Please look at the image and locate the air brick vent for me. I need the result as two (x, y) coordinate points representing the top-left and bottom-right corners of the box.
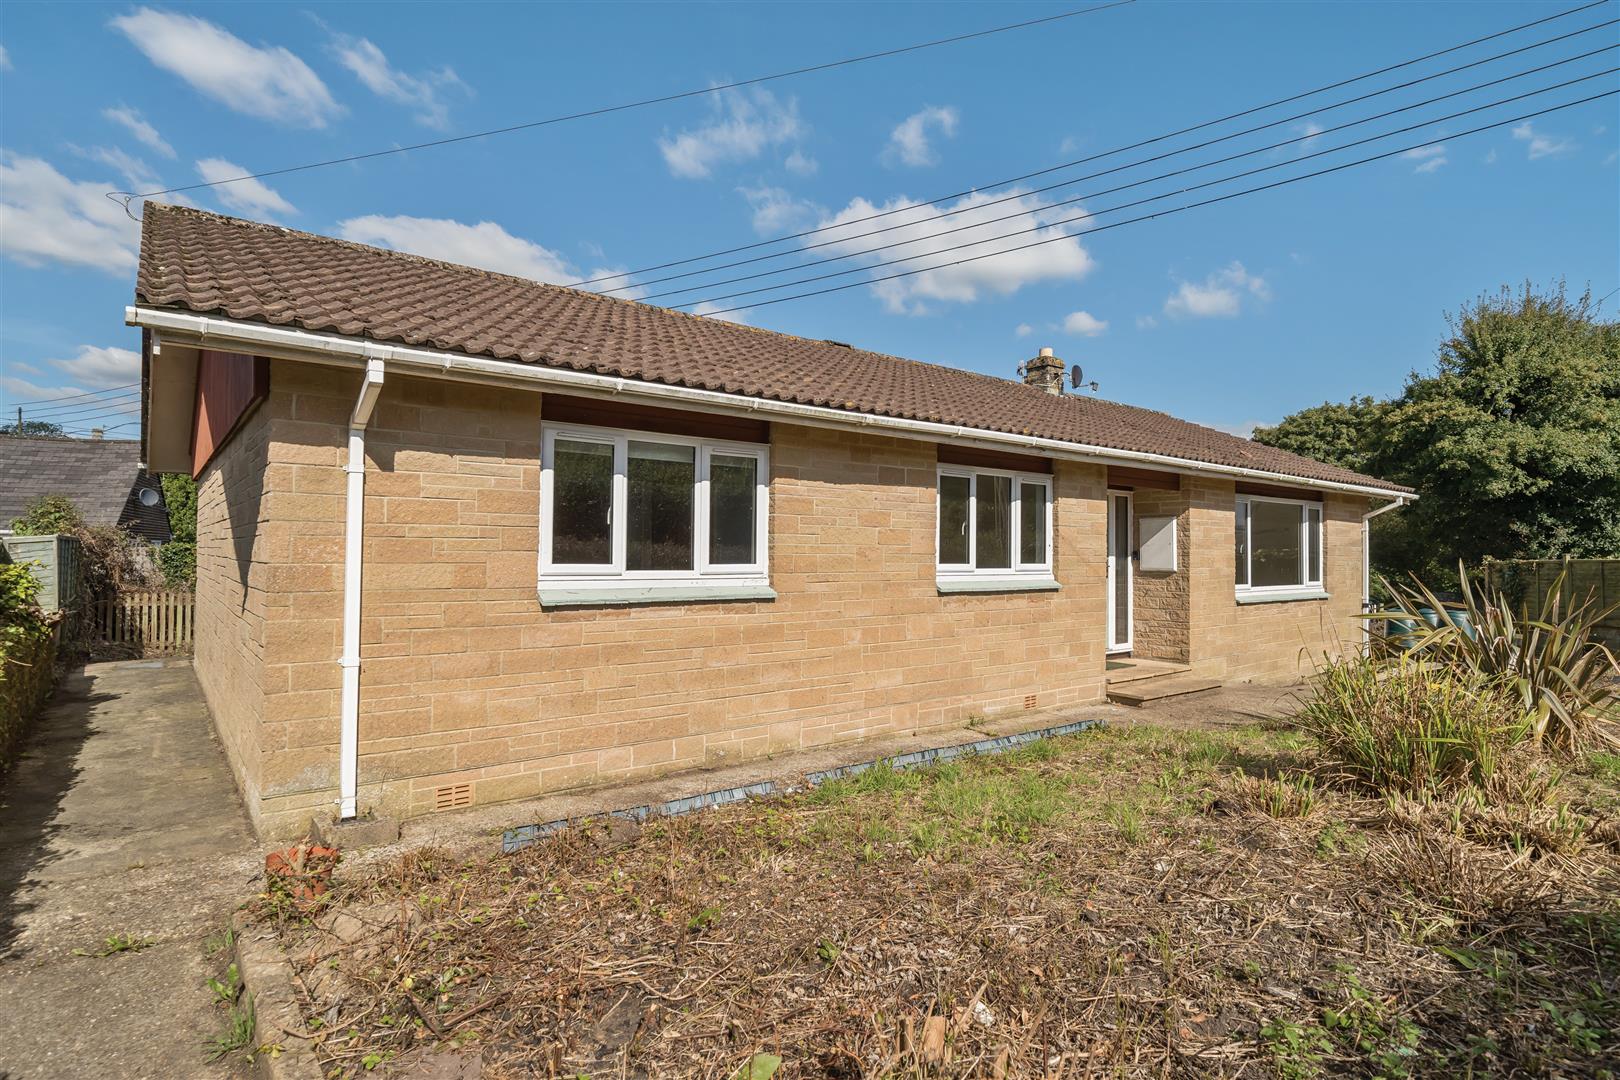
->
(434, 783), (473, 811)
(1024, 694), (1038, 711)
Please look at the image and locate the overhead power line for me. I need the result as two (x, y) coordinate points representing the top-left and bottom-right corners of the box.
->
(641, 45), (1618, 304)
(10, 393), (141, 419)
(108, 0), (1136, 208)
(694, 90), (1617, 317)
(675, 71), (1618, 310)
(0, 382), (139, 407)
(572, 0), (1611, 288)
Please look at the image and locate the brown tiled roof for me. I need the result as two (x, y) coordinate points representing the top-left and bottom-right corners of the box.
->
(135, 204), (1406, 493)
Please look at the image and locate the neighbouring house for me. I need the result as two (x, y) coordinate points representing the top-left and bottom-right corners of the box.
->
(129, 205), (1412, 837)
(0, 435), (171, 543)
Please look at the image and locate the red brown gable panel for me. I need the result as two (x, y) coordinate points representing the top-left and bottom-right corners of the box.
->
(191, 350), (268, 478)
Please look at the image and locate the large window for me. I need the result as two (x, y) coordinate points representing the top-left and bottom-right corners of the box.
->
(542, 424), (769, 599)
(1235, 494), (1323, 595)
(937, 466), (1053, 583)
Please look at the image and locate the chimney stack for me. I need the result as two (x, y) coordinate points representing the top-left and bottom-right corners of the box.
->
(90, 427), (104, 440)
(1021, 347), (1066, 395)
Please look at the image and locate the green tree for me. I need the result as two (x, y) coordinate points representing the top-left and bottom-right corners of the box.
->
(1252, 396), (1387, 476)
(155, 473), (198, 587)
(0, 419), (66, 438)
(1259, 282), (1620, 587)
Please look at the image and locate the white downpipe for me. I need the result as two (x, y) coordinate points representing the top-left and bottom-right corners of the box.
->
(128, 307), (1417, 502)
(1361, 495), (1409, 645)
(338, 358), (386, 820)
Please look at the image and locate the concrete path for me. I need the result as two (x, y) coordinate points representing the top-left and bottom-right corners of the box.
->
(0, 660), (259, 1080)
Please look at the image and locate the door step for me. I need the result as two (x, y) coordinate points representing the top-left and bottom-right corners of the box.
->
(1106, 675), (1223, 707)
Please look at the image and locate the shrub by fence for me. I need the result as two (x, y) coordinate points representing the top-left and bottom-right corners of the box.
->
(1, 563), (59, 774)
(1481, 558), (1620, 650)
(93, 590), (195, 657)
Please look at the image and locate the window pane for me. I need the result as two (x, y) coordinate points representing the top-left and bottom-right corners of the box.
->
(627, 441), (694, 571)
(1112, 494), (1131, 633)
(1250, 501), (1303, 587)
(1019, 482), (1047, 565)
(976, 474), (1012, 569)
(553, 439), (613, 564)
(1234, 500), (1249, 586)
(709, 454), (757, 565)
(939, 474), (970, 565)
(1307, 506), (1322, 583)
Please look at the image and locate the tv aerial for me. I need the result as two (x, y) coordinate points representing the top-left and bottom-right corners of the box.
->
(1070, 367), (1099, 393)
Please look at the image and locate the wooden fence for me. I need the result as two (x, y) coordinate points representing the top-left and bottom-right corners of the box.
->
(1480, 558), (1620, 650)
(93, 590), (195, 656)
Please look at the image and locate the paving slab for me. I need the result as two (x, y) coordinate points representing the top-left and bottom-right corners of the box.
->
(0, 659), (258, 1080)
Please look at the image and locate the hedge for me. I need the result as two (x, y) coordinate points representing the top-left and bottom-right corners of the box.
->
(1, 563), (59, 774)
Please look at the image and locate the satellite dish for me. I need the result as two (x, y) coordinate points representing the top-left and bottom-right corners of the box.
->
(1070, 367), (1100, 393)
(138, 487), (160, 507)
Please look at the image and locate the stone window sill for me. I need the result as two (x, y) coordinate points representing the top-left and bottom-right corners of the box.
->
(1235, 588), (1330, 605)
(538, 580), (776, 608)
(937, 577), (1061, 595)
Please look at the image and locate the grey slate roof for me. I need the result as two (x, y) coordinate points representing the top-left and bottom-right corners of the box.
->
(0, 437), (172, 543)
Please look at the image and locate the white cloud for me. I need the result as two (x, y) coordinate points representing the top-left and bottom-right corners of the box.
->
(691, 301), (750, 324)
(195, 158), (296, 219)
(1015, 323), (1034, 338)
(109, 8), (339, 128)
(103, 105), (175, 158)
(658, 88), (803, 179)
(884, 105), (959, 167)
(1291, 121), (1324, 151)
(47, 344), (141, 387)
(336, 214), (630, 294)
(0, 153), (139, 273)
(784, 149), (818, 176)
(1163, 261), (1270, 319)
(1511, 121), (1575, 160)
(1201, 419), (1263, 438)
(738, 185), (822, 235)
(0, 45), (10, 71)
(810, 188), (1095, 315)
(1484, 148), (1498, 165)
(1061, 310), (1108, 337)
(333, 35), (465, 130)
(1136, 314), (1158, 330)
(72, 145), (160, 191)
(1401, 143), (1447, 174)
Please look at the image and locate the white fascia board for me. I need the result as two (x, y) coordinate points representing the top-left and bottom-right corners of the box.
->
(127, 306), (1416, 501)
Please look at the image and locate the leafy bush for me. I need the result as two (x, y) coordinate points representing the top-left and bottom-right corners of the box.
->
(1, 562), (57, 774)
(9, 494), (83, 536)
(156, 541), (196, 588)
(1298, 654), (1531, 796)
(1374, 564), (1619, 752)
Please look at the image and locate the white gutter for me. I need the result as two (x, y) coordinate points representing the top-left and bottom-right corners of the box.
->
(338, 358), (386, 820)
(127, 306), (1415, 501)
(1360, 495), (1410, 644)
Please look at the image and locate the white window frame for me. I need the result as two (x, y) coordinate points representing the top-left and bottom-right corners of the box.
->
(1234, 493), (1324, 597)
(540, 423), (770, 599)
(935, 465), (1054, 585)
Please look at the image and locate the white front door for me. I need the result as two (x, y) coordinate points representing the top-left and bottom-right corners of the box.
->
(1106, 491), (1133, 653)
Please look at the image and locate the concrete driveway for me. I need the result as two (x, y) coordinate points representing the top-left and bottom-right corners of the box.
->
(0, 659), (259, 1079)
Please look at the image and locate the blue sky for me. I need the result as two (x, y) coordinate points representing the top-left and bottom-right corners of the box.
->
(2, 1), (1616, 441)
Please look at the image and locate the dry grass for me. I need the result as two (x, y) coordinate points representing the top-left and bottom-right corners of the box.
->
(268, 724), (1620, 1078)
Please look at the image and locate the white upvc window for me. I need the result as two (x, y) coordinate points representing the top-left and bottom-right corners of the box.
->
(936, 465), (1054, 587)
(540, 423), (770, 603)
(1234, 494), (1324, 597)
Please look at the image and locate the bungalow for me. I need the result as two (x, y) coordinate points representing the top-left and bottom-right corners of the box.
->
(129, 205), (1411, 837)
